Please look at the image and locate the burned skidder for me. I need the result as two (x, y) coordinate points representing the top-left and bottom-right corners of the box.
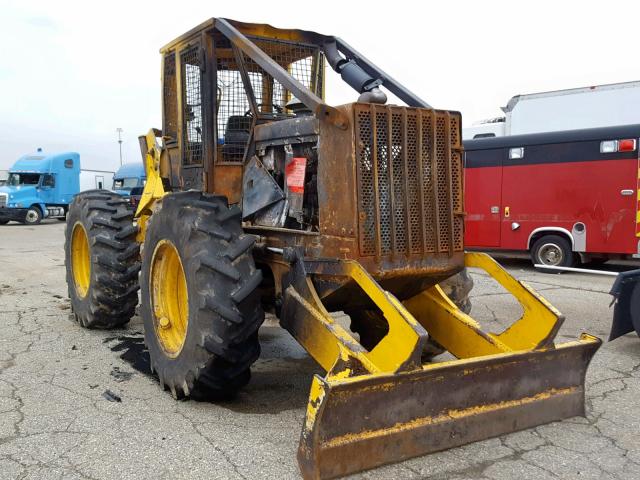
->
(64, 17), (601, 479)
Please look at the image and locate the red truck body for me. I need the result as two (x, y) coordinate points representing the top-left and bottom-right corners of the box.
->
(464, 124), (640, 265)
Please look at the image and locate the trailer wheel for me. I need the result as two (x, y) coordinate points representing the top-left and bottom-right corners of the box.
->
(531, 234), (575, 271)
(64, 190), (140, 328)
(140, 192), (265, 399)
(23, 206), (42, 225)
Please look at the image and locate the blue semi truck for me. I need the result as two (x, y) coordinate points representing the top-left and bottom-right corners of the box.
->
(112, 163), (146, 197)
(0, 150), (113, 225)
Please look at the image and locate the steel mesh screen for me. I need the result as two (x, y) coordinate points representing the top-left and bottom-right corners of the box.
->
(242, 36), (323, 113)
(163, 52), (178, 140)
(181, 46), (203, 165)
(355, 105), (463, 257)
(216, 52), (253, 162)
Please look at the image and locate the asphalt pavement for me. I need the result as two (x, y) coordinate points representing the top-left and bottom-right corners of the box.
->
(0, 221), (639, 479)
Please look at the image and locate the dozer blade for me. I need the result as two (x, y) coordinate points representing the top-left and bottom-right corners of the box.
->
(609, 268), (640, 340)
(298, 336), (599, 479)
(279, 251), (601, 479)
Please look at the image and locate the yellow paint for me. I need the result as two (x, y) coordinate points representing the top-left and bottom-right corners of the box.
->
(405, 252), (564, 358)
(135, 129), (168, 241)
(305, 376), (326, 431)
(70, 222), (91, 298)
(149, 239), (189, 358)
(346, 262), (424, 372)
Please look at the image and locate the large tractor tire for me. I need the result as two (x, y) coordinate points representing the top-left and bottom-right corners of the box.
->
(347, 269), (474, 360)
(139, 192), (265, 399)
(64, 190), (140, 328)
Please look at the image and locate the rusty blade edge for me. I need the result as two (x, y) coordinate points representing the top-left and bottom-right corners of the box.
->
(297, 336), (600, 479)
(322, 385), (577, 449)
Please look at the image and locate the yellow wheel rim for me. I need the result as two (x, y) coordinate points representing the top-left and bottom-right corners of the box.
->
(71, 222), (91, 298)
(150, 239), (189, 358)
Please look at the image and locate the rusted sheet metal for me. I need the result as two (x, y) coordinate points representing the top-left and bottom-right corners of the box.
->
(298, 335), (601, 479)
(212, 164), (242, 204)
(353, 104), (464, 259)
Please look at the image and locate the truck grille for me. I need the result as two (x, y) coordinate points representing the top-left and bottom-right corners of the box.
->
(354, 104), (464, 257)
(0, 193), (7, 208)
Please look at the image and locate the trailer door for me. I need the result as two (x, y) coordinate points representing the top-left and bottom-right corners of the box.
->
(464, 148), (503, 247)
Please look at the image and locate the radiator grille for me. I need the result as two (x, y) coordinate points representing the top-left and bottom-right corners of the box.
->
(355, 104), (464, 257)
(0, 193), (6, 208)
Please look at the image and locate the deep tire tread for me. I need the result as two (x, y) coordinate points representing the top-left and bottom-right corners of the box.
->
(140, 192), (264, 399)
(64, 190), (140, 329)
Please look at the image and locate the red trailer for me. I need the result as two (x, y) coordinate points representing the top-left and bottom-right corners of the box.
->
(464, 124), (640, 267)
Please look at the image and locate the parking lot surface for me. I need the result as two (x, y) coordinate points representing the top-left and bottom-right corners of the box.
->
(1, 221), (639, 479)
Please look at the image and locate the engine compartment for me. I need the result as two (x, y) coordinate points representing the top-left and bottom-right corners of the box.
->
(241, 114), (319, 232)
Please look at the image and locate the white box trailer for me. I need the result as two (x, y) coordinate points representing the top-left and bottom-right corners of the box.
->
(80, 170), (114, 192)
(464, 80), (640, 139)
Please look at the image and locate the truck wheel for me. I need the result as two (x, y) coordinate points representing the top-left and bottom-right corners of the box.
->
(531, 234), (575, 271)
(64, 190), (140, 328)
(24, 206), (42, 225)
(140, 192), (264, 399)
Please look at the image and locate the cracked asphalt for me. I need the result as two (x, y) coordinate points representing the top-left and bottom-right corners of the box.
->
(1, 221), (639, 479)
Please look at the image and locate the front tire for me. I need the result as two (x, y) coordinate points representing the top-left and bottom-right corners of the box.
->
(140, 192), (265, 399)
(64, 190), (140, 328)
(24, 206), (42, 225)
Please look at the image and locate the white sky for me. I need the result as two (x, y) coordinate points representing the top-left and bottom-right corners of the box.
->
(1, 0), (638, 171)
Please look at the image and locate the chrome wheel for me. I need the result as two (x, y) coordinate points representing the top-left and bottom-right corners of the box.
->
(537, 243), (564, 266)
(25, 208), (41, 224)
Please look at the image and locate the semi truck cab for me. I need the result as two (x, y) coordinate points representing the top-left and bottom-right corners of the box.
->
(0, 151), (80, 224)
(112, 163), (145, 197)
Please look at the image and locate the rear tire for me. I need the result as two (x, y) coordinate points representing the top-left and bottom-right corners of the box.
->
(140, 192), (265, 399)
(531, 234), (575, 271)
(64, 190), (140, 328)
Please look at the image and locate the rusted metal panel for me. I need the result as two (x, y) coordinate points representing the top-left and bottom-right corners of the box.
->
(353, 104), (464, 259)
(212, 164), (242, 204)
(298, 336), (600, 479)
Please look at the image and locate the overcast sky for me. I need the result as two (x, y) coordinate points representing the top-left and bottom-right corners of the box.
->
(1, 0), (638, 171)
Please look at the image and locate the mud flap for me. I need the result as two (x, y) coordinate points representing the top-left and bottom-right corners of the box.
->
(298, 335), (600, 480)
(609, 269), (640, 340)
